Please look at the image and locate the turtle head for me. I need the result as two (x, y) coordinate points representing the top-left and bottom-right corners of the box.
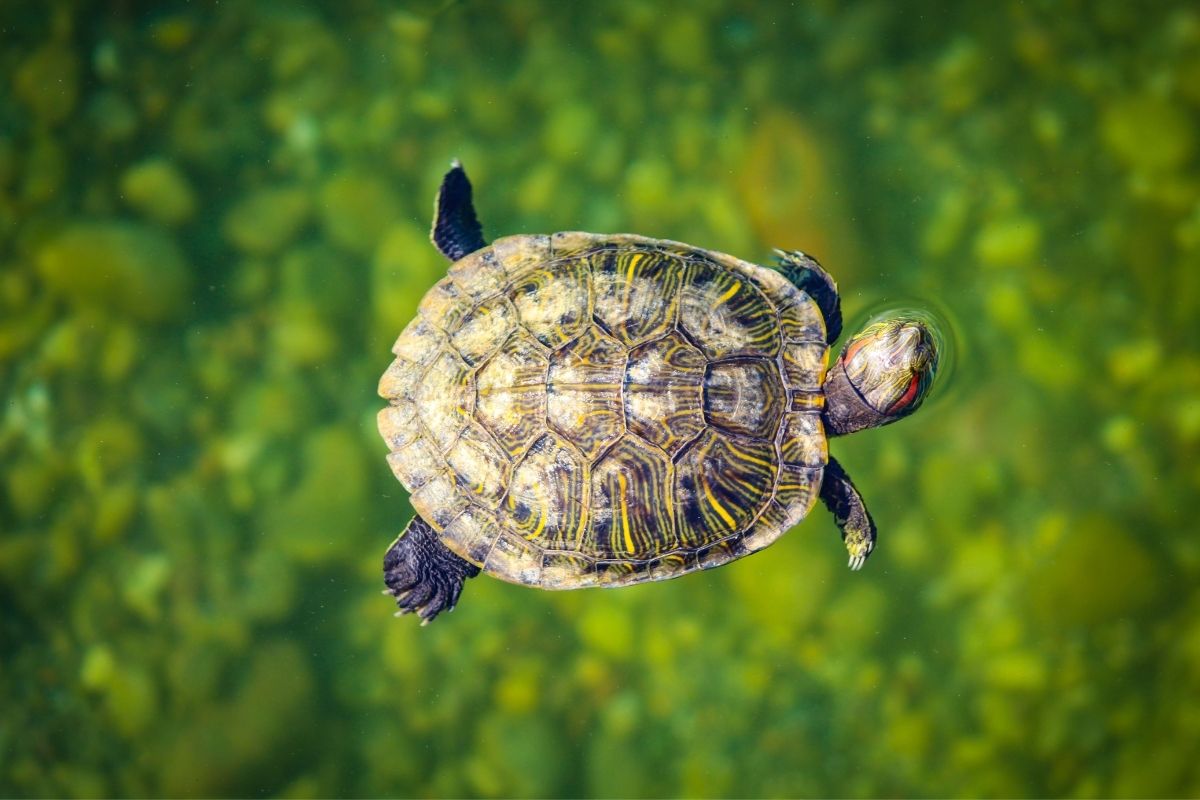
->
(822, 317), (939, 436)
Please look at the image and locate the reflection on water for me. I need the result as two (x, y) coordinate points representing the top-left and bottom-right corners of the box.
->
(1, 2), (1198, 797)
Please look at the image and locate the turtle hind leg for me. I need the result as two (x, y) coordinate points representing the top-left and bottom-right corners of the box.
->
(384, 515), (480, 624)
(774, 249), (843, 344)
(430, 159), (487, 262)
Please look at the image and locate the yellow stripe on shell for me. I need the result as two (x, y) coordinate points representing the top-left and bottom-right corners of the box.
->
(714, 279), (743, 307)
(703, 477), (738, 530)
(617, 472), (634, 554)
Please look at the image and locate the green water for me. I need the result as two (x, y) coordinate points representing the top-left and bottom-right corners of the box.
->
(2, 2), (1199, 797)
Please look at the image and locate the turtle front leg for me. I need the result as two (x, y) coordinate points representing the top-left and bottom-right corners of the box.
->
(384, 515), (480, 624)
(819, 456), (877, 571)
(774, 250), (843, 344)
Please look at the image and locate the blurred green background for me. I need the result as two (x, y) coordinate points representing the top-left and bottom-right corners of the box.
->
(2, 1), (1199, 797)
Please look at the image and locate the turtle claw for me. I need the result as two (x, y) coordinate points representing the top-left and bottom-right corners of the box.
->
(846, 538), (874, 571)
(844, 534), (873, 571)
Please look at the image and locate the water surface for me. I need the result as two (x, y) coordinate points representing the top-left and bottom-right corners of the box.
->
(2, 2), (1198, 797)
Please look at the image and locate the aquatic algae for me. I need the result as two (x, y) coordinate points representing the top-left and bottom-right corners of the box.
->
(922, 186), (972, 257)
(544, 103), (599, 163)
(76, 417), (144, 491)
(622, 158), (673, 221)
(1027, 519), (1161, 626)
(656, 14), (709, 72)
(93, 481), (138, 543)
(156, 641), (315, 796)
(974, 215), (1043, 268)
(14, 43), (79, 125)
(279, 244), (360, 321)
(21, 135), (67, 204)
(99, 323), (140, 383)
(240, 549), (296, 623)
(223, 186), (311, 255)
(578, 603), (635, 660)
(87, 91), (139, 143)
(119, 159), (197, 227)
(270, 302), (336, 367)
(80, 644), (117, 691)
(726, 533), (833, 641)
(121, 553), (171, 621)
(37, 222), (192, 322)
(319, 171), (403, 255)
(983, 650), (1048, 692)
(1103, 94), (1194, 172)
(4, 455), (59, 522)
(105, 663), (160, 738)
(263, 427), (369, 563)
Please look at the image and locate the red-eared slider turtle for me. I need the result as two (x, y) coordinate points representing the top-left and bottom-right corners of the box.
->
(378, 162), (939, 623)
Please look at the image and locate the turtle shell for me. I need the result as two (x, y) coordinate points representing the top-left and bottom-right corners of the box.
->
(377, 232), (830, 589)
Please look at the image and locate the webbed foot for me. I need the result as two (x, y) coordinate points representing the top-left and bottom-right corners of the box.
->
(384, 515), (480, 624)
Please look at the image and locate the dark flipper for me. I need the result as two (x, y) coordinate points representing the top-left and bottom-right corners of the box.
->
(775, 250), (842, 344)
(430, 160), (487, 262)
(819, 456), (877, 570)
(384, 515), (480, 624)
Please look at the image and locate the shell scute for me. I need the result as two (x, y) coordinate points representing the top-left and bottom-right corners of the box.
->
(781, 341), (828, 392)
(415, 350), (474, 452)
(549, 231), (602, 258)
(441, 505), (497, 565)
(587, 437), (677, 559)
(417, 279), (470, 333)
(702, 358), (786, 439)
(591, 248), (684, 345)
(547, 325), (625, 461)
(450, 294), (517, 366)
(679, 262), (781, 360)
(386, 435), (443, 492)
(444, 423), (510, 509)
(485, 531), (544, 585)
(510, 255), (591, 349)
(391, 317), (442, 365)
(779, 411), (828, 467)
(542, 550), (598, 588)
(448, 248), (507, 301)
(746, 464), (823, 551)
(491, 234), (551, 283)
(501, 432), (587, 550)
(476, 331), (548, 457)
(623, 332), (706, 456)
(410, 469), (468, 531)
(672, 428), (776, 549)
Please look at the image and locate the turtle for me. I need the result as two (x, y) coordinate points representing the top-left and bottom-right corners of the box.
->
(378, 161), (939, 623)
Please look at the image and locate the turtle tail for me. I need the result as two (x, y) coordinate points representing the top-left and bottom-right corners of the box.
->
(384, 515), (480, 624)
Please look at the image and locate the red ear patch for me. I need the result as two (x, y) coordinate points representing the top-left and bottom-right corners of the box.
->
(886, 373), (921, 415)
(841, 335), (869, 365)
